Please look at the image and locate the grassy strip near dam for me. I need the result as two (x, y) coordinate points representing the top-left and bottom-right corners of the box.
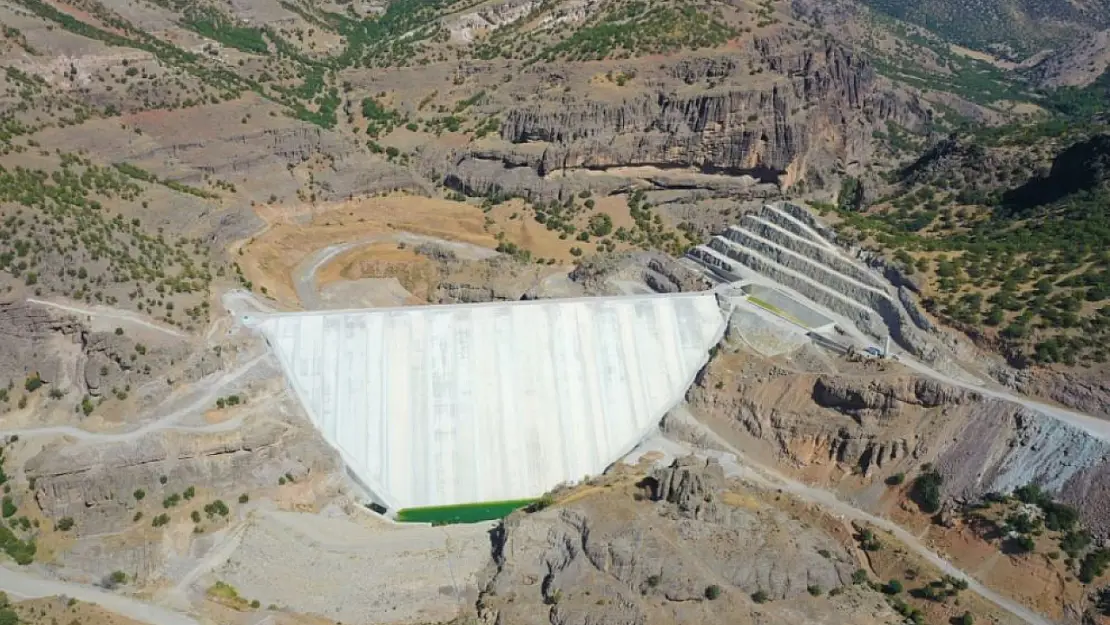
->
(396, 499), (537, 524)
(747, 295), (809, 328)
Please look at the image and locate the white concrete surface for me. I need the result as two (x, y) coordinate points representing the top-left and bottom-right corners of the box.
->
(255, 293), (728, 510)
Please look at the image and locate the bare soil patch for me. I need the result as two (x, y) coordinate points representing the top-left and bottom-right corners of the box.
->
(236, 194), (495, 307)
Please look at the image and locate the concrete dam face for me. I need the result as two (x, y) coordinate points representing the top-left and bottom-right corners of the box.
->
(253, 293), (728, 513)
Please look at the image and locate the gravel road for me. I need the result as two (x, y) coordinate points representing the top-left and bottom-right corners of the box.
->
(0, 566), (199, 625)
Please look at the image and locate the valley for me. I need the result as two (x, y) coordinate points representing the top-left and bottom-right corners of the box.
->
(0, 0), (1107, 624)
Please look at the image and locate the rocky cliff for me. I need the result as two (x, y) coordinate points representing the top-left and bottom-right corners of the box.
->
(443, 36), (931, 200)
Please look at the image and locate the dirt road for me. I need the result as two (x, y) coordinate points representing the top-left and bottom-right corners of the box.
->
(0, 565), (199, 625)
(0, 354), (270, 441)
(26, 298), (186, 338)
(656, 406), (1055, 625)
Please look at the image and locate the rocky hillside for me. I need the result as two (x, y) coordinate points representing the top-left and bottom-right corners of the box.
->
(688, 344), (1110, 544)
(858, 0), (1110, 61)
(477, 456), (1012, 625)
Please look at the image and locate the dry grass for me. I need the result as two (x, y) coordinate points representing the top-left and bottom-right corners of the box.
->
(14, 597), (145, 625)
(235, 194), (496, 307)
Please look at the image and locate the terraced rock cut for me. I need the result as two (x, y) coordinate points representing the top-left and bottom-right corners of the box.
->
(688, 202), (936, 358)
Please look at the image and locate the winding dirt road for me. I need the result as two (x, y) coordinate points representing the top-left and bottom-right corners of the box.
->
(661, 406), (1055, 625)
(0, 354), (270, 442)
(0, 566), (199, 625)
(26, 298), (186, 338)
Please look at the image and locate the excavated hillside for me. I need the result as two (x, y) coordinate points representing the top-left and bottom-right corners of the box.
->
(688, 345), (1110, 538)
(688, 202), (937, 359)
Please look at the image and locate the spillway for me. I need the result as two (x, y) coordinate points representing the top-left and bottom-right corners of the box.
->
(252, 293), (728, 512)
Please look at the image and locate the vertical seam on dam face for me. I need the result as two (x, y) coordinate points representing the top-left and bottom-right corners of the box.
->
(256, 292), (729, 511)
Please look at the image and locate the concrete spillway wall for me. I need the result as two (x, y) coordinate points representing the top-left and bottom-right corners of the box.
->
(255, 292), (729, 512)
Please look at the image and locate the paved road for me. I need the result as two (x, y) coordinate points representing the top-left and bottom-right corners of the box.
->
(0, 566), (199, 625)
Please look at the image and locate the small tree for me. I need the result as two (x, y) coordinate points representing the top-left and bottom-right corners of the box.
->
(109, 571), (127, 587)
(959, 612), (974, 625)
(911, 467), (944, 513)
(133, 489), (145, 501)
(882, 579), (903, 595)
(705, 584), (721, 600)
(751, 590), (769, 604)
(807, 584), (822, 596)
(55, 517), (74, 531)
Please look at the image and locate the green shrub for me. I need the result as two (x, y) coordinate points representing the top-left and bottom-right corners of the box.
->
(55, 517), (74, 531)
(1080, 548), (1110, 583)
(1010, 535), (1035, 554)
(0, 498), (15, 519)
(886, 472), (905, 486)
(882, 579), (903, 595)
(529, 494), (555, 512)
(911, 468), (944, 513)
(704, 584), (721, 600)
(751, 590), (769, 603)
(807, 584), (822, 596)
(0, 523), (35, 565)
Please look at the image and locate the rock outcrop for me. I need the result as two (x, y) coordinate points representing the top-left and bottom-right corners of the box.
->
(0, 301), (188, 413)
(568, 251), (711, 295)
(27, 420), (337, 536)
(442, 37), (931, 200)
(478, 459), (868, 625)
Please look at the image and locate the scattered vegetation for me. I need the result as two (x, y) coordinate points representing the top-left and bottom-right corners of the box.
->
(532, 3), (735, 63)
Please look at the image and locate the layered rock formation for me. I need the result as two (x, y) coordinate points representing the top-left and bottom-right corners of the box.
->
(442, 35), (931, 200)
(27, 420), (336, 536)
(0, 301), (188, 410)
